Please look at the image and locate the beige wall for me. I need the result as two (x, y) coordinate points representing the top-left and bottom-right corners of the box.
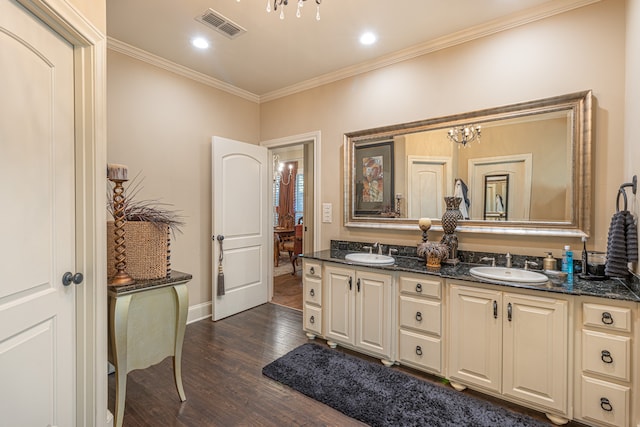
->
(626, 0), (640, 273)
(261, 0), (626, 257)
(107, 50), (260, 308)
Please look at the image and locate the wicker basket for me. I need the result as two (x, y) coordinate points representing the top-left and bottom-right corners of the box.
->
(107, 221), (171, 280)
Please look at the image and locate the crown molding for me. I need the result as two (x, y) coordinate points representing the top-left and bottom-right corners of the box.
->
(107, 37), (260, 103)
(259, 0), (600, 103)
(108, 0), (599, 105)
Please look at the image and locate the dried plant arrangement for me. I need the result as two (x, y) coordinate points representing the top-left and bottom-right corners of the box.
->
(107, 173), (185, 237)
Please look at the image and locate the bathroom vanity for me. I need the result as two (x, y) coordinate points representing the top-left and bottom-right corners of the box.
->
(301, 251), (640, 427)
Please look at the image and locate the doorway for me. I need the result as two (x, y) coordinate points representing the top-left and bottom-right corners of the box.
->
(262, 131), (321, 311)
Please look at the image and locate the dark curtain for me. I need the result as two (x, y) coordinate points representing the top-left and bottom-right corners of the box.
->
(278, 161), (297, 228)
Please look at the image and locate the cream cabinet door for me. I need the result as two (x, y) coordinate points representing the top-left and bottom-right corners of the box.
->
(503, 293), (568, 413)
(324, 265), (355, 345)
(355, 270), (392, 358)
(449, 284), (503, 393)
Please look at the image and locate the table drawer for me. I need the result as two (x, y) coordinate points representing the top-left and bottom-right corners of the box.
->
(582, 330), (631, 382)
(399, 275), (441, 299)
(303, 260), (322, 279)
(304, 304), (322, 335)
(583, 303), (631, 333)
(398, 329), (441, 374)
(580, 376), (629, 427)
(303, 276), (322, 306)
(399, 295), (441, 336)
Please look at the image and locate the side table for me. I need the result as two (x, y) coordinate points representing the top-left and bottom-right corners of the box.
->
(108, 271), (192, 427)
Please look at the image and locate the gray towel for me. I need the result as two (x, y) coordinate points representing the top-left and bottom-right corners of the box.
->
(605, 210), (638, 277)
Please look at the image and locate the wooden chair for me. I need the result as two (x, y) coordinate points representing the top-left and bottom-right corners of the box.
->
(281, 223), (303, 275)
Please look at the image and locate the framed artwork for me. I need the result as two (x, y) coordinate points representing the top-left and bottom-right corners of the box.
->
(354, 141), (394, 215)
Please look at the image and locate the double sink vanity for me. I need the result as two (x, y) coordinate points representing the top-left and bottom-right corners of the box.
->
(301, 245), (640, 427)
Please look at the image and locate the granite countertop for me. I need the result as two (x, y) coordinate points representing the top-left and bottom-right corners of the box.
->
(302, 250), (640, 303)
(107, 270), (193, 296)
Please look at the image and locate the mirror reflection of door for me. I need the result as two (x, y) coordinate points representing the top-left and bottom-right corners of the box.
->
(484, 174), (509, 221)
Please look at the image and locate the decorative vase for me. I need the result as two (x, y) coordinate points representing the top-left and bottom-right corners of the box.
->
(442, 197), (463, 234)
(441, 196), (463, 264)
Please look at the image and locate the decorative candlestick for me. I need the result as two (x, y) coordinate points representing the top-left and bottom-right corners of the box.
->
(108, 164), (135, 285)
(418, 217), (431, 243)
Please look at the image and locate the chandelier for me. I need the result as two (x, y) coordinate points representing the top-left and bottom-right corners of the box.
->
(273, 155), (293, 185)
(266, 0), (322, 21)
(447, 125), (481, 147)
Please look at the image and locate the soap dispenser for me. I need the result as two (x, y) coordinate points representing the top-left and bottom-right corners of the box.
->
(543, 252), (557, 271)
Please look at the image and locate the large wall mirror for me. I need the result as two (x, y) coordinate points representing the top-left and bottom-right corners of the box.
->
(344, 90), (592, 236)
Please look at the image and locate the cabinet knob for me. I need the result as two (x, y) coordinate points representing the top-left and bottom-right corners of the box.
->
(601, 350), (614, 364)
(310, 288), (315, 297)
(309, 267), (315, 275)
(415, 283), (422, 293)
(600, 397), (613, 412)
(309, 315), (315, 324)
(601, 311), (614, 325)
(415, 312), (422, 322)
(415, 345), (423, 356)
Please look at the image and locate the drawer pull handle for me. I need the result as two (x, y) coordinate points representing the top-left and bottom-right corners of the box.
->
(309, 267), (315, 275)
(310, 288), (315, 297)
(349, 277), (352, 290)
(357, 278), (361, 292)
(416, 283), (422, 293)
(415, 346), (423, 356)
(493, 300), (498, 319)
(601, 350), (614, 364)
(309, 315), (315, 324)
(600, 397), (613, 412)
(507, 302), (513, 322)
(415, 312), (422, 322)
(601, 311), (614, 325)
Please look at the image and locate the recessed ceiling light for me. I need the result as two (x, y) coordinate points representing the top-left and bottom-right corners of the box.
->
(192, 37), (210, 49)
(359, 32), (377, 46)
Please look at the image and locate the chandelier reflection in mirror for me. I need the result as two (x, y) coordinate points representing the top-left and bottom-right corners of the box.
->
(273, 155), (293, 185)
(265, 0), (322, 20)
(447, 124), (481, 147)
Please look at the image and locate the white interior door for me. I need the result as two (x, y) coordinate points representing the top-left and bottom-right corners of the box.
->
(212, 137), (269, 321)
(0, 1), (76, 425)
(407, 156), (452, 218)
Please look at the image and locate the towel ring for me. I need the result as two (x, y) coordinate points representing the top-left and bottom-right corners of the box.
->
(616, 175), (637, 212)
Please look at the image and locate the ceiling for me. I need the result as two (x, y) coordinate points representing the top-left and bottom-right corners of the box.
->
(107, 0), (595, 100)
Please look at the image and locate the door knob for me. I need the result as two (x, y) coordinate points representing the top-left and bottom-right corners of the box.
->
(62, 272), (83, 286)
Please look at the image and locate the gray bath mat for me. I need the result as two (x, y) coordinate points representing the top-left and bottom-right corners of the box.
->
(262, 343), (550, 427)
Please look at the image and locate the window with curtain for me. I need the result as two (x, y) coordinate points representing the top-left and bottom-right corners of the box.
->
(274, 165), (304, 226)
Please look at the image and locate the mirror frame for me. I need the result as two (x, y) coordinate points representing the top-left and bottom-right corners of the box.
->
(344, 90), (592, 237)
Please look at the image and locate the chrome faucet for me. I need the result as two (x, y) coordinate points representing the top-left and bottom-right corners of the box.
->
(362, 246), (372, 254)
(505, 252), (512, 268)
(524, 260), (539, 270)
(388, 248), (399, 256)
(480, 257), (496, 267)
(373, 242), (383, 255)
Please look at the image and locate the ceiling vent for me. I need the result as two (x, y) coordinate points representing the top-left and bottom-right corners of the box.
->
(196, 8), (247, 39)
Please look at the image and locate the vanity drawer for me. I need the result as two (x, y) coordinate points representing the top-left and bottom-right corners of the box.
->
(582, 330), (631, 382)
(399, 275), (441, 299)
(303, 260), (322, 279)
(303, 276), (322, 306)
(583, 303), (631, 333)
(399, 295), (441, 336)
(580, 376), (629, 427)
(398, 329), (441, 374)
(304, 304), (322, 335)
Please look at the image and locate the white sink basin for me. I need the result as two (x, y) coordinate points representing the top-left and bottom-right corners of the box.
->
(344, 253), (395, 266)
(469, 266), (549, 284)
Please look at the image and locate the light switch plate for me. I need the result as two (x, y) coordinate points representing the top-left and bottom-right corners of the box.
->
(322, 203), (332, 223)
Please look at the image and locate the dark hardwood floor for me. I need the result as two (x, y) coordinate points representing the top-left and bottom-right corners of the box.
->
(108, 303), (584, 426)
(272, 270), (303, 311)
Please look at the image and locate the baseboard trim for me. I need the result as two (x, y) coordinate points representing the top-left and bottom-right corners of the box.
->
(187, 301), (212, 324)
